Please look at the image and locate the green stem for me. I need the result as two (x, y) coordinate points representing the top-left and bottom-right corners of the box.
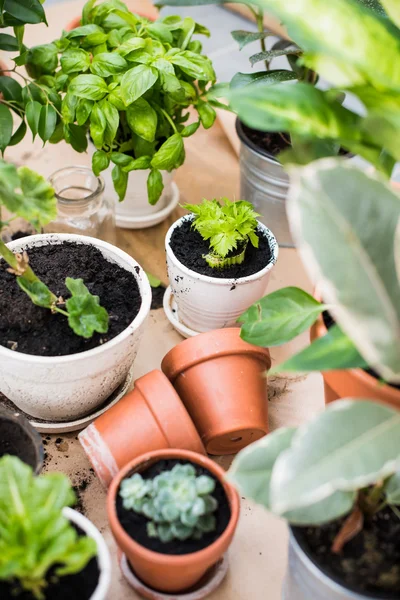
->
(53, 306), (69, 317)
(0, 238), (38, 284)
(2, 69), (63, 119)
(254, 7), (269, 71)
(160, 108), (178, 134)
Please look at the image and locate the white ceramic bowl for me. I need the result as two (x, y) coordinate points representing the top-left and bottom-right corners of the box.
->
(0, 233), (151, 421)
(165, 216), (279, 332)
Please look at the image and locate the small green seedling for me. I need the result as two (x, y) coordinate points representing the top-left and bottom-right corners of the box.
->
(120, 463), (218, 542)
(184, 198), (260, 268)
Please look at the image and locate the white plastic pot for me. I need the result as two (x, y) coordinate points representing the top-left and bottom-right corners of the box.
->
(64, 507), (111, 600)
(0, 233), (152, 421)
(88, 143), (175, 225)
(165, 216), (279, 332)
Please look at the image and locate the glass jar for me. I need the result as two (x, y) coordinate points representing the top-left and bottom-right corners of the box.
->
(45, 166), (116, 244)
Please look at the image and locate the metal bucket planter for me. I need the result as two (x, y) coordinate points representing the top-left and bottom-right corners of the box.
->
(236, 119), (293, 248)
(283, 530), (388, 600)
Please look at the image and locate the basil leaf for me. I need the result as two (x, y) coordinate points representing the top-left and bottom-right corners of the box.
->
(89, 102), (106, 148)
(25, 101), (41, 140)
(181, 121), (200, 137)
(76, 98), (93, 126)
(67, 24), (103, 38)
(91, 52), (127, 77)
(61, 48), (91, 74)
(38, 104), (57, 143)
(0, 104), (13, 152)
(110, 152), (132, 167)
(123, 155), (152, 172)
(120, 64), (158, 106)
(62, 92), (78, 125)
(64, 123), (88, 153)
(92, 149), (110, 176)
(99, 99), (119, 146)
(69, 74), (108, 101)
(147, 23), (173, 44)
(112, 165), (128, 201)
(147, 169), (164, 205)
(26, 43), (58, 78)
(151, 133), (184, 171)
(126, 98), (157, 142)
(197, 101), (216, 129)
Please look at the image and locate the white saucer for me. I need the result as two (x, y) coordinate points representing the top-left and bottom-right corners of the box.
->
(120, 552), (229, 600)
(116, 183), (180, 229)
(163, 286), (199, 339)
(0, 371), (133, 434)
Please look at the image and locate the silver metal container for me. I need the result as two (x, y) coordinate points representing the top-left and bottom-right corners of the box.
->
(236, 119), (293, 248)
(283, 530), (387, 600)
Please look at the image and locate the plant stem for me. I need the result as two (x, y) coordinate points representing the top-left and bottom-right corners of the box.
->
(53, 306), (69, 317)
(0, 238), (38, 284)
(1, 69), (63, 119)
(160, 108), (178, 134)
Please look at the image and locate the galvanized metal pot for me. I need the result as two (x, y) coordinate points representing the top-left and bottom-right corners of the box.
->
(236, 119), (293, 248)
(283, 529), (388, 600)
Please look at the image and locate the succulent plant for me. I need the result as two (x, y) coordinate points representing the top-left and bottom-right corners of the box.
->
(119, 463), (218, 542)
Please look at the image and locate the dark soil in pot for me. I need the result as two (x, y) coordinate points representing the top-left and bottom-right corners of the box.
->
(0, 420), (41, 470)
(116, 458), (231, 555)
(323, 311), (400, 391)
(0, 241), (141, 357)
(170, 219), (272, 279)
(293, 505), (400, 598)
(240, 123), (290, 157)
(0, 524), (100, 600)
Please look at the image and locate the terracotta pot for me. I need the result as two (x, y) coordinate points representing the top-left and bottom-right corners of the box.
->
(79, 370), (205, 487)
(311, 313), (400, 409)
(161, 328), (271, 455)
(107, 449), (240, 593)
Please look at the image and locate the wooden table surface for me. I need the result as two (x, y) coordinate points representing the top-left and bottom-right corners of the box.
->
(2, 2), (324, 598)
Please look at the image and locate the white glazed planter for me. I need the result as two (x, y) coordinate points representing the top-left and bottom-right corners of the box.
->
(165, 216), (279, 332)
(0, 233), (152, 421)
(87, 143), (175, 225)
(64, 507), (111, 600)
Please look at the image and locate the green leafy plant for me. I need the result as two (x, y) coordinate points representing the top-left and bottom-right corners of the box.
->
(0, 455), (97, 599)
(120, 463), (218, 542)
(229, 399), (400, 555)
(184, 198), (260, 268)
(2, 0), (217, 205)
(239, 161), (400, 383)
(0, 160), (109, 339)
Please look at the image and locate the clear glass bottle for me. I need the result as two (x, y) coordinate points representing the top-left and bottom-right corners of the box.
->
(46, 166), (116, 244)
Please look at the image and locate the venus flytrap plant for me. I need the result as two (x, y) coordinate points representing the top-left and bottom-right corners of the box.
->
(184, 198), (260, 268)
(0, 455), (97, 600)
(120, 463), (218, 543)
(0, 160), (109, 339)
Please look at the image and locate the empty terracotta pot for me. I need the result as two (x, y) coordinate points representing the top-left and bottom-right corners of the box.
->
(161, 328), (271, 455)
(79, 370), (205, 487)
(107, 449), (240, 593)
(311, 315), (400, 409)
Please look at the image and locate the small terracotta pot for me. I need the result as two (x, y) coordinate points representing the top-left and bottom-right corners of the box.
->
(79, 370), (205, 487)
(107, 449), (240, 593)
(311, 312), (400, 409)
(161, 328), (271, 455)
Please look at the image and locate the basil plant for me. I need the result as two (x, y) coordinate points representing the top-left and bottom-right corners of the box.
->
(229, 399), (400, 551)
(14, 0), (217, 205)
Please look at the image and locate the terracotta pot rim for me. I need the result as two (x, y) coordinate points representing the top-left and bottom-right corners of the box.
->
(311, 311), (400, 401)
(107, 449), (240, 565)
(162, 328), (271, 384)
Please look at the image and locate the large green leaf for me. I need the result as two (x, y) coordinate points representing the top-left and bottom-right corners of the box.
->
(380, 0), (400, 24)
(120, 65), (158, 106)
(65, 278), (109, 339)
(272, 325), (368, 374)
(287, 159), (400, 383)
(69, 74), (108, 101)
(126, 98), (157, 142)
(270, 400), (400, 515)
(4, 0), (46, 24)
(231, 30), (271, 50)
(240, 287), (327, 347)
(230, 70), (297, 89)
(251, 0), (400, 91)
(228, 82), (362, 142)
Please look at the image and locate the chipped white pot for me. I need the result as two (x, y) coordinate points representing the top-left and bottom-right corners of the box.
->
(165, 216), (279, 333)
(64, 507), (112, 600)
(0, 233), (151, 421)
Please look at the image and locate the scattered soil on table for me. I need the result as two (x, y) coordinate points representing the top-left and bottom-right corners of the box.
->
(170, 219), (272, 279)
(116, 458), (231, 555)
(0, 524), (100, 600)
(294, 506), (400, 598)
(0, 420), (37, 468)
(241, 124), (291, 157)
(0, 241), (141, 357)
(322, 311), (400, 391)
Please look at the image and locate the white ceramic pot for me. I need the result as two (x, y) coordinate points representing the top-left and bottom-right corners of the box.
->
(165, 216), (279, 332)
(87, 143), (175, 226)
(64, 507), (111, 600)
(0, 233), (152, 421)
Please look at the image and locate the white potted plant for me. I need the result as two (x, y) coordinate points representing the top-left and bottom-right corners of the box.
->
(0, 160), (151, 421)
(165, 198), (278, 333)
(229, 398), (400, 600)
(0, 455), (111, 600)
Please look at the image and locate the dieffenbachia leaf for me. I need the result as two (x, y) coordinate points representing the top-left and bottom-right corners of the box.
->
(287, 159), (400, 383)
(270, 400), (400, 515)
(231, 30), (271, 50)
(230, 70), (297, 89)
(386, 471), (400, 504)
(240, 287), (328, 347)
(0, 456), (97, 598)
(65, 277), (109, 338)
(250, 45), (301, 66)
(380, 0), (400, 25)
